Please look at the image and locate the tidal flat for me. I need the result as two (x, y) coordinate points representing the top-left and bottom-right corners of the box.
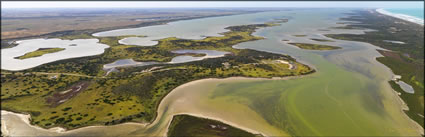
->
(1, 9), (424, 137)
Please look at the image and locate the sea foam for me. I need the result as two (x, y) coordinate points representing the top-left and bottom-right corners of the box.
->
(376, 8), (424, 26)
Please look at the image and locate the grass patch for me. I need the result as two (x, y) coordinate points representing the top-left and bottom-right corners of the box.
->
(15, 48), (65, 59)
(288, 43), (341, 50)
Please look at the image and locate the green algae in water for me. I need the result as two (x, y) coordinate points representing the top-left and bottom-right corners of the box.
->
(210, 55), (415, 136)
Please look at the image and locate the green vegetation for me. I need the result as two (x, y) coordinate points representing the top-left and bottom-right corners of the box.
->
(288, 43), (341, 50)
(168, 114), (262, 137)
(326, 10), (424, 128)
(1, 73), (148, 129)
(15, 48), (65, 59)
(310, 38), (334, 42)
(293, 35), (307, 37)
(21, 21), (286, 76)
(1, 19), (315, 130)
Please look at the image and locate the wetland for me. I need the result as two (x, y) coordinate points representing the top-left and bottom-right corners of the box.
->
(1, 8), (424, 137)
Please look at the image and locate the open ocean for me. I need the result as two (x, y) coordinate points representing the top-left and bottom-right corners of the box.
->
(384, 8), (424, 19)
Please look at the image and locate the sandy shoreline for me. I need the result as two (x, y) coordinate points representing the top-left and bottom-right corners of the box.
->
(1, 110), (66, 135)
(159, 75), (312, 137)
(375, 8), (424, 26)
(165, 75), (310, 91)
(1, 110), (149, 136)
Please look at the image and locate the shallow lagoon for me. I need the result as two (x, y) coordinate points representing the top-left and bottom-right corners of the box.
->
(103, 49), (229, 70)
(103, 59), (158, 70)
(396, 80), (415, 94)
(1, 38), (109, 71)
(2, 9), (423, 136)
(169, 50), (230, 63)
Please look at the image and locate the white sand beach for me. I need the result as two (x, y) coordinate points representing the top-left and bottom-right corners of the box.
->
(376, 9), (424, 25)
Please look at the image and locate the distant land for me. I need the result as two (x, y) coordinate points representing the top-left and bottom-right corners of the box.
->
(1, 8), (271, 40)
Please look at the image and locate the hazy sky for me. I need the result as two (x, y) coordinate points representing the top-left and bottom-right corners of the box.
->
(2, 1), (424, 9)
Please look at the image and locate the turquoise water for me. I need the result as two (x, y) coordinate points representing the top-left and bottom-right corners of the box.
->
(384, 8), (424, 19)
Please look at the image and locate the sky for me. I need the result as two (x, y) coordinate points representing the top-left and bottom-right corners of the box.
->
(2, 1), (424, 9)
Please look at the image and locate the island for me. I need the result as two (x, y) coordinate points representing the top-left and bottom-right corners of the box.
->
(310, 38), (334, 42)
(292, 35), (307, 37)
(14, 48), (65, 59)
(288, 43), (341, 50)
(1, 19), (315, 130)
(167, 115), (262, 137)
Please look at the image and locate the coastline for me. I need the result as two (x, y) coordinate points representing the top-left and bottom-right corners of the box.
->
(1, 110), (150, 136)
(1, 110), (66, 135)
(375, 8), (424, 25)
(327, 9), (424, 133)
(372, 9), (425, 131)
